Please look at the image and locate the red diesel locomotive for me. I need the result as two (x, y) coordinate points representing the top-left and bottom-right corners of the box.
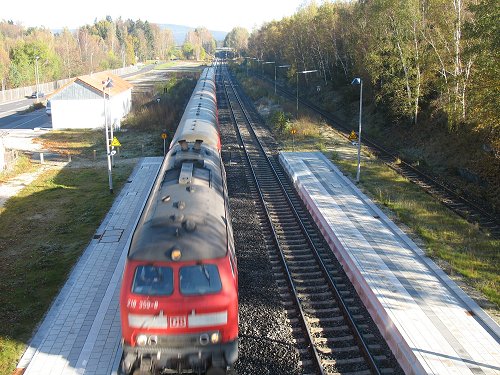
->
(119, 66), (238, 375)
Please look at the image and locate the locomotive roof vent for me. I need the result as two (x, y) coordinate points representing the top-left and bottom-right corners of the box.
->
(194, 139), (203, 151)
(179, 163), (194, 184)
(185, 219), (196, 232)
(179, 140), (189, 151)
(171, 214), (184, 224)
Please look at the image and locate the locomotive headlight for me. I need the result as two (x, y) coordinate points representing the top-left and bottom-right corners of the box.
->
(136, 334), (148, 347)
(148, 335), (158, 346)
(210, 332), (220, 344)
(171, 249), (182, 261)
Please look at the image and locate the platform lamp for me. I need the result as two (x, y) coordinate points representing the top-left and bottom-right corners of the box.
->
(263, 61), (275, 93)
(296, 69), (317, 119)
(351, 77), (363, 183)
(277, 64), (291, 96)
(34, 56), (40, 100)
(102, 77), (114, 194)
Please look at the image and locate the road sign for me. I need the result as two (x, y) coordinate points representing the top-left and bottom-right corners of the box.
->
(348, 130), (358, 141)
(161, 132), (167, 139)
(111, 136), (121, 147)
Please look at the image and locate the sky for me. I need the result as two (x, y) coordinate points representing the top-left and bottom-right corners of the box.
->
(2, 0), (307, 32)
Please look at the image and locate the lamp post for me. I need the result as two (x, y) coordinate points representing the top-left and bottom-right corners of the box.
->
(34, 56), (40, 100)
(90, 52), (94, 75)
(102, 77), (114, 194)
(256, 58), (263, 75)
(296, 69), (318, 118)
(351, 77), (363, 183)
(263, 61), (275, 94)
(244, 57), (253, 76)
(277, 64), (291, 96)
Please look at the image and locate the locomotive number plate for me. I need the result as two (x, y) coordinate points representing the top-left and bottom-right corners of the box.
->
(170, 316), (186, 328)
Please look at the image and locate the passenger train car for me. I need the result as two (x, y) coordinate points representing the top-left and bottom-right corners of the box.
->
(119, 66), (238, 375)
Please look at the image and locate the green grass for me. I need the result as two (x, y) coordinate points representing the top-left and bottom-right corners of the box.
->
(154, 61), (177, 69)
(0, 164), (133, 374)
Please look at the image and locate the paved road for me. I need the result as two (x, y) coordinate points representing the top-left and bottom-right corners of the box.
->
(0, 107), (51, 130)
(0, 97), (39, 119)
(0, 102), (52, 152)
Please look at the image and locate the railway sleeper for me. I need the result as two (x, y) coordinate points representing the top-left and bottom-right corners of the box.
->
(310, 325), (350, 334)
(298, 294), (335, 304)
(307, 316), (346, 324)
(323, 356), (367, 366)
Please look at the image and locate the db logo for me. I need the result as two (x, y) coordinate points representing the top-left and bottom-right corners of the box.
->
(170, 316), (186, 328)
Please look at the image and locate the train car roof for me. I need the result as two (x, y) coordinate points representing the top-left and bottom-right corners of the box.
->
(170, 68), (219, 150)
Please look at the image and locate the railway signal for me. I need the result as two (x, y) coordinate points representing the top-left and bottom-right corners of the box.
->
(291, 128), (297, 151)
(348, 130), (358, 144)
(161, 131), (167, 155)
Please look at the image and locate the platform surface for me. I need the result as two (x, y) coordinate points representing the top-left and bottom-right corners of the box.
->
(280, 151), (500, 375)
(17, 157), (163, 375)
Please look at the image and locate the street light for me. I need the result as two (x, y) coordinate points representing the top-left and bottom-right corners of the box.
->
(263, 61), (276, 94)
(102, 77), (114, 194)
(296, 69), (318, 118)
(90, 52), (94, 75)
(351, 77), (363, 183)
(256, 58), (263, 74)
(243, 57), (254, 75)
(277, 64), (291, 95)
(34, 56), (40, 100)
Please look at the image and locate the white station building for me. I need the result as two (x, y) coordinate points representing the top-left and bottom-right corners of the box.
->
(48, 71), (132, 130)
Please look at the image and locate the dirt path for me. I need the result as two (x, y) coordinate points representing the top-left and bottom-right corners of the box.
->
(0, 166), (50, 209)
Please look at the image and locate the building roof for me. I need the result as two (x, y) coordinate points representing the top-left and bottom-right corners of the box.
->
(48, 71), (133, 99)
(77, 71), (133, 97)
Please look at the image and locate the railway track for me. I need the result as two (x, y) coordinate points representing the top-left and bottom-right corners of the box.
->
(218, 65), (402, 374)
(251, 72), (500, 239)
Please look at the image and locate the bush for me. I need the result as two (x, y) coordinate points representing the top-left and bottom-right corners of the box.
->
(270, 110), (291, 135)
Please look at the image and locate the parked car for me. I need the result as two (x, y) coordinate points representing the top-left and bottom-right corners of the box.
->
(31, 91), (44, 98)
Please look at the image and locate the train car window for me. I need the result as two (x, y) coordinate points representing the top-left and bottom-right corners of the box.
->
(132, 265), (174, 296)
(179, 264), (222, 295)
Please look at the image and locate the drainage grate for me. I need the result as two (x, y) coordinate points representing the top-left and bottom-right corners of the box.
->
(99, 229), (124, 243)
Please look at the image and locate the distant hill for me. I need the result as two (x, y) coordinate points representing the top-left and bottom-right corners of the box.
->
(159, 24), (228, 45)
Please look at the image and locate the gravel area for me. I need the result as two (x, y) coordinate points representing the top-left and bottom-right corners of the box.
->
(219, 110), (302, 374)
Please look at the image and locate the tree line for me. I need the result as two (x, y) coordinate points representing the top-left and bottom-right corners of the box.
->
(243, 0), (498, 153)
(0, 17), (218, 90)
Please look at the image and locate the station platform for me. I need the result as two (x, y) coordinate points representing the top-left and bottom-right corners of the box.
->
(279, 152), (500, 375)
(16, 157), (163, 375)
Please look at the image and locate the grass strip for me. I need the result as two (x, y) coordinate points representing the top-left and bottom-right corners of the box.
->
(0, 163), (133, 374)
